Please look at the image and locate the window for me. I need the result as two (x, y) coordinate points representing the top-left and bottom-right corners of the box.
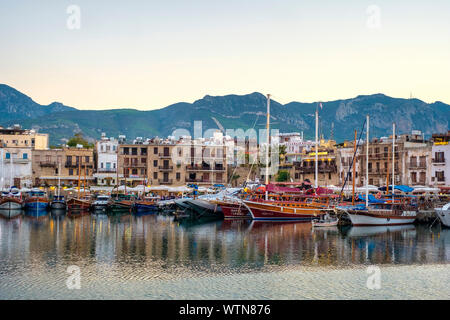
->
(69, 169), (74, 176)
(23, 153), (28, 159)
(153, 172), (158, 179)
(131, 148), (138, 155)
(141, 169), (145, 175)
(141, 158), (147, 164)
(411, 172), (417, 183)
(435, 152), (445, 163)
(101, 162), (104, 168)
(154, 147), (158, 154)
(436, 171), (445, 182)
(176, 172), (180, 180)
(67, 155), (72, 164)
(85, 156), (89, 163)
(153, 160), (158, 167)
(141, 148), (147, 155)
(132, 169), (138, 175)
(5, 153), (10, 159)
(123, 147), (129, 155)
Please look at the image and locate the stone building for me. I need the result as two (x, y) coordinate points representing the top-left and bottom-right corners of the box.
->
(32, 147), (94, 187)
(0, 125), (48, 150)
(0, 147), (33, 188)
(291, 139), (339, 186)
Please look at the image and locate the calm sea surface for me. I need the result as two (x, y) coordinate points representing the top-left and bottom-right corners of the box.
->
(0, 211), (449, 299)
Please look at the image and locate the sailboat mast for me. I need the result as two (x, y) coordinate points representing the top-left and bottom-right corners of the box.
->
(392, 122), (395, 201)
(77, 155), (81, 200)
(315, 107), (319, 189)
(352, 130), (356, 205)
(83, 158), (87, 198)
(366, 115), (369, 207)
(58, 162), (61, 197)
(265, 94), (270, 201)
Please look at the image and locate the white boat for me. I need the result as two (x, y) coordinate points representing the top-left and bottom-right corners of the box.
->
(435, 203), (450, 228)
(92, 195), (111, 211)
(344, 204), (417, 226)
(312, 214), (339, 227)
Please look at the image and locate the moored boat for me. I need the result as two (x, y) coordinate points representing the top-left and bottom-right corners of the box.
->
(243, 200), (329, 221)
(0, 187), (23, 211)
(50, 195), (66, 210)
(213, 199), (250, 219)
(134, 197), (158, 213)
(91, 195), (111, 212)
(339, 201), (417, 226)
(67, 196), (91, 212)
(435, 202), (450, 228)
(311, 213), (339, 227)
(24, 189), (49, 211)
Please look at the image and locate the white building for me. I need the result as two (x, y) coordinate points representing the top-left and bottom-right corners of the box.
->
(278, 132), (314, 163)
(94, 134), (120, 186)
(0, 147), (33, 188)
(337, 140), (361, 186)
(431, 131), (450, 187)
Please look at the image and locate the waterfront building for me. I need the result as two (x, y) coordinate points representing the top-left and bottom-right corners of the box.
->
(93, 133), (121, 186)
(292, 139), (339, 186)
(278, 132), (314, 163)
(0, 147), (33, 188)
(0, 125), (48, 150)
(402, 131), (432, 186)
(336, 140), (361, 186)
(32, 146), (94, 187)
(117, 133), (228, 187)
(431, 131), (450, 188)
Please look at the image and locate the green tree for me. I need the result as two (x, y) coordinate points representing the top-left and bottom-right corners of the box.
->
(276, 170), (289, 182)
(67, 133), (93, 148)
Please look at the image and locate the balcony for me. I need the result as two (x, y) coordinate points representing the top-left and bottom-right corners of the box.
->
(97, 168), (117, 173)
(40, 161), (57, 167)
(432, 158), (445, 164)
(124, 162), (146, 168)
(158, 165), (173, 171)
(295, 165), (337, 174)
(65, 162), (93, 168)
(159, 153), (172, 159)
(158, 179), (173, 185)
(186, 164), (226, 171)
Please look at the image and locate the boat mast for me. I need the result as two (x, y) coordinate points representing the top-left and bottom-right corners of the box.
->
(58, 162), (61, 197)
(77, 156), (81, 200)
(265, 94), (270, 201)
(386, 147), (390, 196)
(0, 149), (3, 191)
(352, 130), (356, 205)
(10, 152), (13, 188)
(315, 105), (319, 189)
(83, 158), (87, 199)
(366, 115), (369, 207)
(392, 122), (395, 201)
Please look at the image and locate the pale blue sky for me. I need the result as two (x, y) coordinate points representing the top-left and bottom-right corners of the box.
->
(1, 0), (449, 109)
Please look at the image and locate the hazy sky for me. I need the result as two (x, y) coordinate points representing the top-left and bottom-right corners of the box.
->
(1, 0), (449, 110)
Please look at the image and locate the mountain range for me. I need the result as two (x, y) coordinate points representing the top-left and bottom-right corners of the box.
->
(0, 84), (449, 146)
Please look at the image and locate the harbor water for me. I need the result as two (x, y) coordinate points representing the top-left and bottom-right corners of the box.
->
(0, 210), (449, 299)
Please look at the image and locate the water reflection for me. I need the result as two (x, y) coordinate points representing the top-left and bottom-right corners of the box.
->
(1, 214), (449, 275)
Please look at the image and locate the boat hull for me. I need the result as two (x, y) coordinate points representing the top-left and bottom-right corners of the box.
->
(346, 211), (416, 226)
(216, 201), (250, 219)
(0, 209), (22, 219)
(50, 202), (66, 210)
(67, 199), (90, 211)
(24, 200), (49, 211)
(243, 201), (322, 221)
(435, 209), (450, 228)
(134, 203), (158, 212)
(0, 200), (22, 210)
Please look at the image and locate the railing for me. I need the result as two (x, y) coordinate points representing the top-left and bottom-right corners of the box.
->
(158, 179), (173, 184)
(65, 162), (93, 168)
(158, 165), (173, 171)
(40, 161), (57, 167)
(97, 168), (117, 173)
(432, 158), (445, 164)
(295, 165), (337, 173)
(186, 165), (226, 171)
(159, 153), (172, 158)
(125, 162), (146, 168)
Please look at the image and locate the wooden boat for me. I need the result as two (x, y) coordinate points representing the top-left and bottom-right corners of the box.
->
(340, 201), (417, 226)
(134, 197), (158, 213)
(24, 189), (49, 211)
(213, 199), (251, 219)
(243, 200), (330, 221)
(91, 195), (111, 212)
(50, 195), (66, 210)
(67, 196), (91, 212)
(311, 213), (339, 227)
(0, 187), (23, 211)
(109, 194), (135, 212)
